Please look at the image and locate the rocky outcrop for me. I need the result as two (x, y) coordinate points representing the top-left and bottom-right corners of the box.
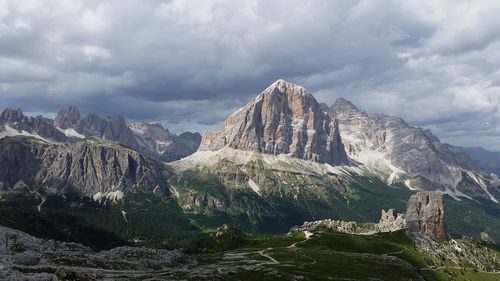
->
(0, 225), (185, 280)
(328, 98), (498, 202)
(406, 192), (447, 241)
(200, 79), (348, 165)
(288, 219), (377, 236)
(289, 208), (408, 236)
(289, 192), (448, 241)
(376, 209), (406, 233)
(53, 106), (202, 162)
(413, 234), (500, 272)
(0, 136), (169, 197)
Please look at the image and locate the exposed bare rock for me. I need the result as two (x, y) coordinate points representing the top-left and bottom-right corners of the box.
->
(0, 225), (185, 280)
(289, 209), (407, 236)
(288, 219), (377, 236)
(414, 234), (499, 272)
(406, 192), (448, 241)
(54, 106), (81, 129)
(376, 209), (406, 232)
(130, 123), (201, 162)
(328, 98), (498, 202)
(0, 136), (169, 197)
(0, 108), (66, 141)
(200, 79), (348, 165)
(80, 113), (139, 147)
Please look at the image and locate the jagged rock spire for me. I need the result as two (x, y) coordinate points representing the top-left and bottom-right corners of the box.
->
(54, 106), (81, 129)
(406, 192), (448, 241)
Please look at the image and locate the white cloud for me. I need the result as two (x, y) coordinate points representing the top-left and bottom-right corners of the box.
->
(82, 45), (111, 61)
(0, 0), (9, 19)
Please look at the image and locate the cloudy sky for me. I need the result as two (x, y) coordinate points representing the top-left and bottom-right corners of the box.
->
(1, 0), (500, 150)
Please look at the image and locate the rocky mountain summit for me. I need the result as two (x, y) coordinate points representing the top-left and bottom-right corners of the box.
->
(1, 106), (201, 162)
(200, 79), (348, 165)
(329, 98), (498, 202)
(188, 80), (499, 202)
(0, 108), (67, 141)
(130, 123), (202, 162)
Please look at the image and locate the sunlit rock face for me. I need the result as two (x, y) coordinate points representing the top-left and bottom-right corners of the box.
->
(406, 192), (448, 241)
(328, 98), (498, 202)
(200, 79), (348, 165)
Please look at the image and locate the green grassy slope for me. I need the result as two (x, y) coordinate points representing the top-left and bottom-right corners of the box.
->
(176, 230), (499, 281)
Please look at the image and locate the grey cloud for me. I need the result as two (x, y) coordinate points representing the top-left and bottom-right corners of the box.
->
(1, 0), (500, 150)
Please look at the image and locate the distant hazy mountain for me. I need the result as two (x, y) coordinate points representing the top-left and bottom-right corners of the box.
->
(0, 106), (201, 162)
(457, 146), (500, 176)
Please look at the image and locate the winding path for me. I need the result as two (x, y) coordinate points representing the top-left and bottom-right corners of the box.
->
(287, 231), (314, 249)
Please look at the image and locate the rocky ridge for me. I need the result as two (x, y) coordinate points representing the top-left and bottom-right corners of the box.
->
(0, 106), (201, 162)
(130, 123), (201, 162)
(0, 136), (169, 198)
(200, 79), (348, 165)
(329, 98), (499, 202)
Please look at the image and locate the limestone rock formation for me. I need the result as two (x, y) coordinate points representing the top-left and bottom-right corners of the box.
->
(328, 98), (498, 202)
(200, 79), (348, 165)
(54, 106), (82, 129)
(1, 106), (202, 163)
(0, 108), (67, 141)
(376, 209), (406, 232)
(405, 192), (448, 241)
(0, 136), (169, 197)
(79, 113), (138, 147)
(130, 123), (202, 162)
(288, 219), (378, 236)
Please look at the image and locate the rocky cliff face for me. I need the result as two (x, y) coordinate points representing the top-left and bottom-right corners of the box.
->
(54, 106), (81, 129)
(1, 106), (202, 163)
(328, 98), (498, 202)
(0, 108), (67, 141)
(406, 192), (447, 241)
(0, 136), (168, 197)
(200, 79), (348, 165)
(130, 123), (201, 162)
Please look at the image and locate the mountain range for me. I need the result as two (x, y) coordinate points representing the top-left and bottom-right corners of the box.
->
(0, 79), (499, 243)
(0, 106), (201, 162)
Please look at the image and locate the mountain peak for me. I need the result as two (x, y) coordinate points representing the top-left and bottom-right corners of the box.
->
(1, 108), (25, 121)
(200, 81), (348, 165)
(54, 106), (81, 129)
(331, 97), (365, 118)
(263, 79), (309, 98)
(333, 97), (359, 110)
